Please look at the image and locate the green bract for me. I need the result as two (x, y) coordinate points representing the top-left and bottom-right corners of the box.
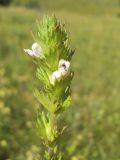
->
(36, 112), (59, 142)
(37, 16), (70, 70)
(34, 16), (74, 114)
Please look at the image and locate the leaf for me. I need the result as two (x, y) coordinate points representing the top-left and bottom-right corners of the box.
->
(34, 89), (60, 113)
(36, 112), (47, 140)
(36, 66), (50, 87)
(36, 111), (60, 142)
(62, 95), (71, 109)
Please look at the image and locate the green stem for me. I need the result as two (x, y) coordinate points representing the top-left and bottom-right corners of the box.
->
(47, 146), (55, 159)
(44, 112), (60, 159)
(48, 113), (57, 159)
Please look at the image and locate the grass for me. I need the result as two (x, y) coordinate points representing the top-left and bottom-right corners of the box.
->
(0, 5), (120, 160)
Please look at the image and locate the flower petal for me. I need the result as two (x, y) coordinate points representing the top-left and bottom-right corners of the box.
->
(58, 67), (67, 76)
(32, 42), (44, 58)
(50, 70), (62, 85)
(24, 49), (34, 56)
(58, 59), (70, 71)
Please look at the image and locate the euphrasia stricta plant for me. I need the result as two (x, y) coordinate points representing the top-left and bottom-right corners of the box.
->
(24, 15), (75, 159)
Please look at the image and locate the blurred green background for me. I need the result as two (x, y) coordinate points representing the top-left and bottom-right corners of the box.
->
(0, 0), (120, 160)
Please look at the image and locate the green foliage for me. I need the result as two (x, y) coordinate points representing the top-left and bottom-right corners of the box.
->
(36, 112), (60, 143)
(0, 5), (120, 160)
(25, 16), (75, 159)
(34, 16), (74, 116)
(10, 0), (120, 12)
(36, 16), (70, 69)
(0, 0), (11, 6)
(44, 145), (62, 160)
(0, 66), (38, 160)
(12, 0), (41, 8)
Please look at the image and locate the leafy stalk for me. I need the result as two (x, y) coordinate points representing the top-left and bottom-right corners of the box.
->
(24, 15), (75, 159)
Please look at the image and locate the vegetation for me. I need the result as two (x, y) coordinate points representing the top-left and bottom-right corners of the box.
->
(0, 1), (120, 159)
(24, 16), (75, 159)
(0, 0), (11, 6)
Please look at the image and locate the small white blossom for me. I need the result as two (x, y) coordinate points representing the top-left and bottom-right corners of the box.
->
(58, 59), (70, 72)
(32, 42), (43, 57)
(24, 42), (44, 58)
(50, 59), (70, 85)
(50, 70), (62, 85)
(58, 67), (67, 76)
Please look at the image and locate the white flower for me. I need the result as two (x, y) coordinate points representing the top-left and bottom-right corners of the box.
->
(50, 70), (62, 85)
(24, 42), (44, 58)
(58, 59), (70, 76)
(58, 66), (67, 76)
(58, 59), (70, 72)
(50, 59), (70, 85)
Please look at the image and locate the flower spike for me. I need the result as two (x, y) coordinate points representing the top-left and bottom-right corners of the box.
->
(24, 16), (75, 159)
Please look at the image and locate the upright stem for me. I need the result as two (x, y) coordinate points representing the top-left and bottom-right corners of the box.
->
(47, 146), (55, 159)
(44, 112), (61, 159)
(27, 16), (74, 160)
